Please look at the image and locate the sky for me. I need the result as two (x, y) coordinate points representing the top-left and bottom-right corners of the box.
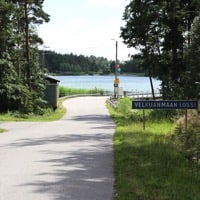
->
(37, 0), (136, 61)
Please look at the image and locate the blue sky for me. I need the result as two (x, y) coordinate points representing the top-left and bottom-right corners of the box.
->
(37, 0), (135, 61)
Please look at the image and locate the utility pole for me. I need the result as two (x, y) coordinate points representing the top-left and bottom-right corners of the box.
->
(112, 39), (119, 99)
(115, 40), (118, 79)
(42, 46), (50, 70)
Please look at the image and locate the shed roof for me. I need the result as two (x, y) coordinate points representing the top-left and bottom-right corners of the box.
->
(45, 74), (60, 84)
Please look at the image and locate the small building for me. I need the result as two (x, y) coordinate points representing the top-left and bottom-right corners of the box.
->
(44, 75), (60, 109)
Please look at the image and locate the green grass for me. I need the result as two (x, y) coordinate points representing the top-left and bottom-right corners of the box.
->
(0, 86), (105, 122)
(0, 101), (66, 122)
(108, 102), (200, 200)
(59, 86), (104, 97)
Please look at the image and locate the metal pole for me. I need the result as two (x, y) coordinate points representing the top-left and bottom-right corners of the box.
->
(115, 41), (118, 79)
(113, 40), (118, 99)
(143, 109), (146, 130)
(185, 109), (188, 131)
(149, 76), (156, 100)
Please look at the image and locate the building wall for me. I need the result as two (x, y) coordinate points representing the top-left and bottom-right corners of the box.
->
(44, 83), (59, 109)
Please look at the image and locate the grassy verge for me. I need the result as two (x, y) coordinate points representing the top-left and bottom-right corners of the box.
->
(59, 86), (105, 97)
(0, 100), (66, 122)
(0, 87), (105, 122)
(108, 99), (200, 200)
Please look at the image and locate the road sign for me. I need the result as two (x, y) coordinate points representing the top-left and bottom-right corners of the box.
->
(115, 63), (120, 68)
(114, 83), (118, 87)
(114, 78), (120, 84)
(132, 100), (198, 131)
(115, 64), (121, 73)
(117, 68), (121, 73)
(132, 100), (198, 109)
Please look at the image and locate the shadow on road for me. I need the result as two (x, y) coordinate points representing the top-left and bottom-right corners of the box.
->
(6, 116), (114, 200)
(31, 148), (113, 200)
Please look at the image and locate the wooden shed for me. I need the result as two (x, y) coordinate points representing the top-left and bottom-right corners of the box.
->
(44, 75), (60, 109)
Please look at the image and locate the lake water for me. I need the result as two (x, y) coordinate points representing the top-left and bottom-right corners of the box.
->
(55, 75), (161, 93)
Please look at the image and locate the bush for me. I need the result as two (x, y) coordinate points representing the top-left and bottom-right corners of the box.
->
(117, 97), (132, 115)
(149, 109), (176, 122)
(172, 112), (200, 162)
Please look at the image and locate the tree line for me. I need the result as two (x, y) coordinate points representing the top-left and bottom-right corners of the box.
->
(41, 51), (111, 75)
(2, 0), (199, 114)
(121, 0), (200, 100)
(0, 0), (49, 113)
(40, 50), (145, 75)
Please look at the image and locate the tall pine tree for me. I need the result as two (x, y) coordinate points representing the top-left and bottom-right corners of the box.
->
(0, 0), (50, 113)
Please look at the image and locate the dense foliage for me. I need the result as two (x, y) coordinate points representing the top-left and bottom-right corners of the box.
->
(40, 50), (144, 75)
(40, 51), (111, 75)
(121, 0), (200, 99)
(0, 0), (49, 113)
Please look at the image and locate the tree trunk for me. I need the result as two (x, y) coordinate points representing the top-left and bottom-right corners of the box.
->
(24, 0), (30, 87)
(149, 76), (155, 100)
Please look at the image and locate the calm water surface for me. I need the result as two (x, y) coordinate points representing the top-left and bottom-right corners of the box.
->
(55, 75), (161, 92)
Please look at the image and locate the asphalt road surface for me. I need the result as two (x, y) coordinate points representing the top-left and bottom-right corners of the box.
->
(0, 96), (115, 200)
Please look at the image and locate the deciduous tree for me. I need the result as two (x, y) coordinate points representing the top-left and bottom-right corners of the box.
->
(121, 0), (200, 99)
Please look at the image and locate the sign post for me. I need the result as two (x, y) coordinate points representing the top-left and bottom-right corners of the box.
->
(114, 78), (120, 99)
(185, 109), (188, 130)
(132, 100), (198, 130)
(143, 109), (145, 130)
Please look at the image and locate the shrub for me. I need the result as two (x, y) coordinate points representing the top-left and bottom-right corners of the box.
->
(172, 111), (200, 162)
(117, 97), (132, 115)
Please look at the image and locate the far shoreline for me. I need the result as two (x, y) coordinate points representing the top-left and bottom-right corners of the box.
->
(53, 72), (146, 77)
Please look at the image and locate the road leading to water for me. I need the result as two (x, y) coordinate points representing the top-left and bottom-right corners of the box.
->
(0, 96), (115, 200)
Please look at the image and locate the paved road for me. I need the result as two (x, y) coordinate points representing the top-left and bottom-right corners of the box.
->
(0, 96), (115, 200)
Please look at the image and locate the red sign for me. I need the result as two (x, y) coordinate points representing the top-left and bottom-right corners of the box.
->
(115, 64), (120, 68)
